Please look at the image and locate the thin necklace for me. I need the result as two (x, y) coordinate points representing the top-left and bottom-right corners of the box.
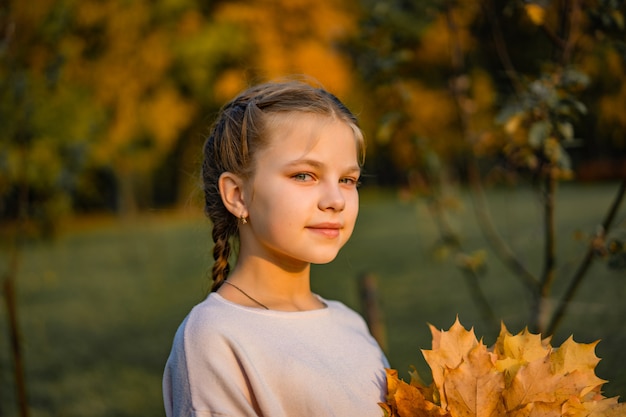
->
(223, 281), (270, 310)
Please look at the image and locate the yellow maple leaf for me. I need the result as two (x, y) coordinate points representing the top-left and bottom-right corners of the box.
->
(381, 318), (625, 417)
(442, 343), (506, 417)
(422, 317), (479, 407)
(563, 395), (626, 417)
(504, 353), (593, 412)
(550, 336), (605, 396)
(494, 323), (551, 383)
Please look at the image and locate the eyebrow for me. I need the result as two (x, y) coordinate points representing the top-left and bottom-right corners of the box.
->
(285, 158), (361, 174)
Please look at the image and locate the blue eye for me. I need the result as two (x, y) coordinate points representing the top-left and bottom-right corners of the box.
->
(340, 177), (361, 187)
(293, 173), (314, 181)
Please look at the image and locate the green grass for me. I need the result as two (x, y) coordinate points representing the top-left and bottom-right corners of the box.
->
(1, 182), (625, 416)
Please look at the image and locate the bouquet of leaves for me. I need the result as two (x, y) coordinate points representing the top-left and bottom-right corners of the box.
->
(381, 318), (626, 417)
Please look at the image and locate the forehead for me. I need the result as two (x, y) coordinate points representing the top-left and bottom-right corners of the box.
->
(264, 112), (359, 154)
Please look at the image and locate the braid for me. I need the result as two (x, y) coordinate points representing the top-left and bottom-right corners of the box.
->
(210, 219), (234, 291)
(203, 115), (240, 291)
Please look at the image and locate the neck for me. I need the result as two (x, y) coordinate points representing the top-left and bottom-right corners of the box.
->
(219, 257), (324, 311)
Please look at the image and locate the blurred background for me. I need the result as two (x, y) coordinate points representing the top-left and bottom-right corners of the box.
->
(1, 0), (625, 415)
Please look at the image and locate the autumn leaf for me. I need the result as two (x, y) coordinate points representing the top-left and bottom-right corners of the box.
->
(422, 316), (479, 407)
(383, 369), (450, 417)
(442, 343), (506, 417)
(494, 324), (551, 383)
(381, 318), (626, 417)
(503, 353), (589, 412)
(563, 395), (626, 417)
(550, 336), (605, 396)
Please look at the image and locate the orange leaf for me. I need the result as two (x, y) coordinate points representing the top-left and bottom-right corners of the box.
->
(563, 395), (626, 416)
(384, 369), (451, 417)
(494, 324), (551, 383)
(550, 336), (605, 396)
(504, 354), (595, 413)
(422, 317), (479, 406)
(382, 318), (625, 417)
(442, 343), (506, 417)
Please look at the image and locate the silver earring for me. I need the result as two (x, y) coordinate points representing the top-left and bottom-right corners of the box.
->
(240, 215), (248, 225)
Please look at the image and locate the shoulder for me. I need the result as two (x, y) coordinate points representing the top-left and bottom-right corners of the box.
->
(167, 293), (262, 372)
(181, 293), (249, 342)
(323, 297), (363, 318)
(319, 298), (372, 331)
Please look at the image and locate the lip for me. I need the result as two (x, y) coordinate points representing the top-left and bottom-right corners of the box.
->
(307, 222), (342, 238)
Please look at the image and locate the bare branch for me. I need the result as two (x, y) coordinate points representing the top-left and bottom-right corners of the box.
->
(547, 179), (626, 335)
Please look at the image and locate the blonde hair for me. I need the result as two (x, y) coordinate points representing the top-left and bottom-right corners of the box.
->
(202, 80), (365, 291)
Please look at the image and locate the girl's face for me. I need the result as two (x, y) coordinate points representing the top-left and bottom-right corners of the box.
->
(239, 113), (361, 270)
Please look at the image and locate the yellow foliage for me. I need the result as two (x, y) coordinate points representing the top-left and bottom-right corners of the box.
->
(382, 318), (625, 417)
(292, 40), (352, 95)
(469, 69), (496, 113)
(525, 4), (546, 26)
(415, 4), (479, 66)
(13, 0), (56, 29)
(138, 32), (172, 76)
(504, 114), (523, 135)
(600, 84), (626, 127)
(401, 80), (457, 139)
(141, 86), (194, 146)
(605, 48), (625, 78)
(57, 0), (200, 174)
(214, 69), (249, 103)
(75, 1), (106, 26)
(177, 10), (203, 36)
(415, 16), (453, 66)
(214, 0), (356, 96)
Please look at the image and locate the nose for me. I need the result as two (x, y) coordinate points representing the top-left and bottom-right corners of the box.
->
(319, 181), (346, 212)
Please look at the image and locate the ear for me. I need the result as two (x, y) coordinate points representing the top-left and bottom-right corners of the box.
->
(218, 172), (248, 218)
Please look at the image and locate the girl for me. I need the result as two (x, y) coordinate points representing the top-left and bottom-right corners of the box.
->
(163, 80), (388, 417)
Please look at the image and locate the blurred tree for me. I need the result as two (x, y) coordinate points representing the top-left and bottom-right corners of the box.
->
(65, 0), (234, 215)
(1, 0), (253, 217)
(212, 0), (359, 99)
(347, 0), (626, 335)
(1, 0), (100, 412)
(0, 0), (248, 412)
(346, 0), (472, 185)
(349, 0), (626, 183)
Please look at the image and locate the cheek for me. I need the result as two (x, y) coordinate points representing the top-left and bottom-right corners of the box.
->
(349, 191), (360, 214)
(250, 189), (303, 229)
(345, 192), (360, 224)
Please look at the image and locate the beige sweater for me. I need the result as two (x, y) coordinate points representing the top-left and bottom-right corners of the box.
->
(163, 293), (388, 417)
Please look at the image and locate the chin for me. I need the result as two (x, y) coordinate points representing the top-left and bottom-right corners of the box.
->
(309, 253), (341, 265)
